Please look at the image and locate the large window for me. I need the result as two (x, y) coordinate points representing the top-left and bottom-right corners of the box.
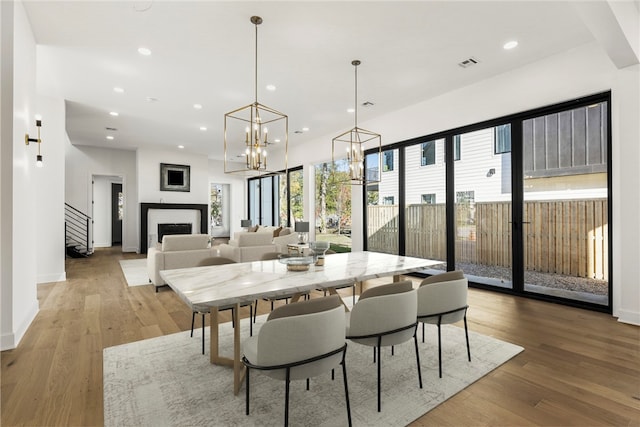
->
(421, 141), (436, 166)
(279, 167), (303, 227)
(453, 135), (461, 161)
(363, 92), (611, 313)
(315, 159), (352, 252)
(495, 124), (511, 154)
(383, 151), (394, 172)
(248, 175), (280, 226)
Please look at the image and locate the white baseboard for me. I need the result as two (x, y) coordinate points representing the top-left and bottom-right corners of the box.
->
(37, 272), (66, 284)
(616, 309), (640, 326)
(1, 299), (39, 351)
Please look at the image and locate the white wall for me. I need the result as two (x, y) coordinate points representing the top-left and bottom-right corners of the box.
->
(35, 95), (66, 283)
(0, 0), (40, 350)
(611, 63), (640, 325)
(137, 148), (208, 205)
(288, 42), (640, 324)
(65, 144), (138, 252)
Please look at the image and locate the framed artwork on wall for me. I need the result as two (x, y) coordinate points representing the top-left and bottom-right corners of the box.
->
(160, 163), (190, 192)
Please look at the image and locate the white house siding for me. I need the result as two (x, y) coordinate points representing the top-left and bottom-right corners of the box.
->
(403, 139), (446, 205)
(377, 126), (606, 205)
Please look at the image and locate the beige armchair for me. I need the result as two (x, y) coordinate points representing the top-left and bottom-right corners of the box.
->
(218, 228), (298, 262)
(147, 234), (218, 291)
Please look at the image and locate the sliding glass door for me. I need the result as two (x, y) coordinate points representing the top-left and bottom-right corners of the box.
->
(521, 101), (609, 305)
(453, 128), (513, 288)
(362, 92), (611, 312)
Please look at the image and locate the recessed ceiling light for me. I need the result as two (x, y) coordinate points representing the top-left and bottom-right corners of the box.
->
(106, 136), (114, 140)
(193, 104), (202, 110)
(503, 40), (518, 50)
(266, 84), (276, 91)
(178, 145), (184, 149)
(199, 126), (207, 131)
(302, 127), (309, 132)
(347, 108), (355, 113)
(109, 111), (119, 116)
(113, 87), (125, 93)
(138, 47), (152, 56)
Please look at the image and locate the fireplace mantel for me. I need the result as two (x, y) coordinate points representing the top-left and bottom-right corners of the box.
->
(140, 203), (208, 254)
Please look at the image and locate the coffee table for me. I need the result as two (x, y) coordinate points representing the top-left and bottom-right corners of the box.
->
(160, 251), (442, 395)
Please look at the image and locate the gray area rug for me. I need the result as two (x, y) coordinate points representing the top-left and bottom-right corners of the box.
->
(119, 259), (148, 287)
(104, 314), (523, 426)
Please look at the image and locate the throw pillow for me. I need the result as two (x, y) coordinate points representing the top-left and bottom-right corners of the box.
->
(248, 225), (259, 232)
(273, 226), (283, 237)
(279, 228), (291, 236)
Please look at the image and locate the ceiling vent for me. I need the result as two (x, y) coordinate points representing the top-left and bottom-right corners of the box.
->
(458, 57), (479, 68)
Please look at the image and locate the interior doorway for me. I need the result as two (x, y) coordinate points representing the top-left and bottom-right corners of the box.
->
(92, 175), (124, 248)
(111, 183), (123, 245)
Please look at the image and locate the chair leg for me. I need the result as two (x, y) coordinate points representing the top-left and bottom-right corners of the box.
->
(284, 368), (291, 427)
(414, 330), (423, 389)
(231, 308), (235, 328)
(306, 378), (310, 390)
(422, 322), (425, 343)
(201, 313), (205, 355)
(190, 311), (196, 337)
(376, 338), (382, 412)
(373, 347), (376, 363)
(391, 345), (394, 356)
(249, 305), (253, 337)
(352, 286), (355, 306)
(437, 322), (442, 378)
(253, 300), (258, 323)
(342, 358), (352, 427)
(464, 315), (471, 362)
(245, 366), (250, 415)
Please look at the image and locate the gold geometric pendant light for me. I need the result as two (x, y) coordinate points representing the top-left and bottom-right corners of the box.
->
(332, 60), (381, 185)
(224, 16), (288, 176)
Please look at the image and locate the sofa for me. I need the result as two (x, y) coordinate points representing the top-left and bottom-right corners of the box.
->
(218, 226), (299, 263)
(147, 234), (218, 290)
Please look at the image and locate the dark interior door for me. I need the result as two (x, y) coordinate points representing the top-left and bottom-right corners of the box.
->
(111, 183), (122, 245)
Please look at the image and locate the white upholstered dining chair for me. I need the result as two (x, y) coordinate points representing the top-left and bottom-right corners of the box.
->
(345, 280), (422, 412)
(242, 294), (351, 427)
(416, 270), (471, 378)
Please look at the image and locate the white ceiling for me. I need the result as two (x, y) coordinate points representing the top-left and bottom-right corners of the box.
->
(23, 1), (599, 160)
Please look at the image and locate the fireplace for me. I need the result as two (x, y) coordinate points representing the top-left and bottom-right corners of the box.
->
(157, 223), (192, 243)
(140, 203), (208, 253)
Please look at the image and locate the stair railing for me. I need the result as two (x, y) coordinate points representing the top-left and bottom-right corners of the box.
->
(65, 203), (92, 256)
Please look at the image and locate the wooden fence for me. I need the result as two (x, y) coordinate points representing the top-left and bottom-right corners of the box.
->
(367, 199), (608, 279)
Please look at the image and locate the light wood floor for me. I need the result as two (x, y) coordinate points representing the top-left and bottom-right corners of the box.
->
(1, 247), (639, 426)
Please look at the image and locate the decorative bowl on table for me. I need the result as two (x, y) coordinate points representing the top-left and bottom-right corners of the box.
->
(278, 254), (315, 271)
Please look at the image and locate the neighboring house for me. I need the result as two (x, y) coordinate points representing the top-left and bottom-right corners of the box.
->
(377, 103), (608, 206)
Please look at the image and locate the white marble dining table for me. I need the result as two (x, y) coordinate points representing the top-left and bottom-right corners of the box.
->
(160, 251), (442, 395)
